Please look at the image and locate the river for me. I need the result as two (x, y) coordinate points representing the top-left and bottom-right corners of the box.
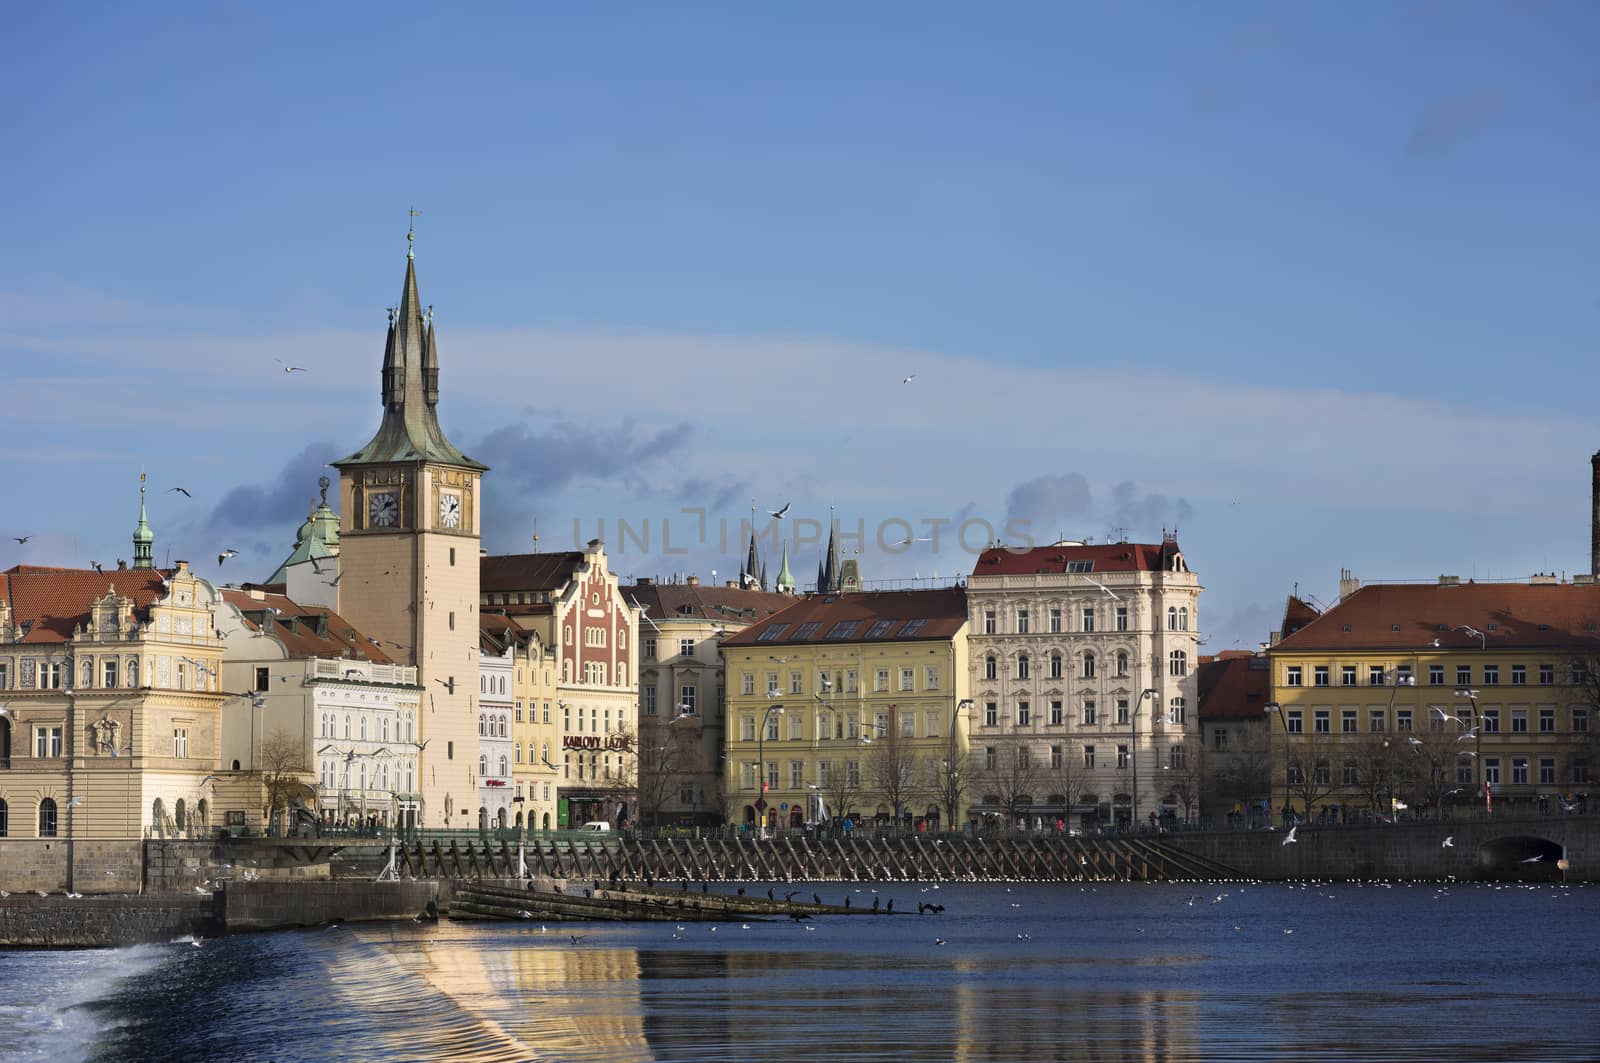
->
(1, 881), (1595, 1062)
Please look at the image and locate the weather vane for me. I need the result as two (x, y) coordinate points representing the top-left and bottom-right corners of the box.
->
(407, 206), (422, 259)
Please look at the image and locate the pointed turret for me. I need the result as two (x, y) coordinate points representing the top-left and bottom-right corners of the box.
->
(745, 531), (761, 586)
(131, 472), (154, 569)
(816, 558), (825, 594)
(821, 520), (840, 593)
(776, 540), (795, 594)
(333, 239), (486, 472)
(759, 557), (768, 592)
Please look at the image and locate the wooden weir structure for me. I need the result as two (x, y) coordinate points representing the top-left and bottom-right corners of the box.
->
(383, 833), (1241, 885)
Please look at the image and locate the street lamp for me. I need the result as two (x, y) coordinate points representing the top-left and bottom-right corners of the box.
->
(1133, 688), (1158, 828)
(1454, 688), (1484, 814)
(943, 698), (974, 831)
(755, 703), (784, 835)
(1264, 701), (1286, 823)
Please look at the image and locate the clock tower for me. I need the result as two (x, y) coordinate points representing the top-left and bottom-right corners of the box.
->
(332, 230), (488, 828)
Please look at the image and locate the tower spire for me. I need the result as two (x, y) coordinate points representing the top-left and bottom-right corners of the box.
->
(131, 469), (154, 569)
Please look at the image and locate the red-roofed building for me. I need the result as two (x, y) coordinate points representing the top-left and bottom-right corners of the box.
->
(1266, 573), (1600, 819)
(965, 535), (1203, 830)
(1196, 651), (1272, 824)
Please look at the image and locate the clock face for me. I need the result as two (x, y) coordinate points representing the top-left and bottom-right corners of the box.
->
(439, 492), (462, 529)
(369, 492), (400, 528)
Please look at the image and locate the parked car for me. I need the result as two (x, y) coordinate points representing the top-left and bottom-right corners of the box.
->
(581, 821), (611, 833)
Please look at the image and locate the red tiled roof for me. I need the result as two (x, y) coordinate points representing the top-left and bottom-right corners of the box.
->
(1272, 581), (1600, 653)
(1197, 652), (1270, 720)
(1281, 596), (1320, 638)
(1, 564), (172, 643)
(622, 583), (795, 627)
(722, 588), (968, 647)
(218, 588), (393, 664)
(480, 552), (585, 593)
(968, 541), (1179, 577)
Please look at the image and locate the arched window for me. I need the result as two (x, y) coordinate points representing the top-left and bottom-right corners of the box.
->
(479, 754), (488, 776)
(381, 717), (389, 743)
(1169, 650), (1187, 677)
(1167, 607), (1178, 630)
(984, 655), (997, 681)
(231, 759), (240, 771)
(359, 716), (367, 741)
(1082, 653), (1096, 680)
(0, 717), (10, 764)
(498, 715), (507, 738)
(1168, 697), (1186, 724)
(1017, 655), (1030, 680)
(1049, 653), (1063, 679)
(196, 798), (209, 831)
(499, 754), (508, 777)
(1178, 606), (1189, 631)
(174, 798), (187, 832)
(39, 798), (58, 837)
(478, 714), (486, 736)
(152, 798), (164, 833)
(1116, 651), (1129, 677)
(343, 715), (351, 739)
(0, 798), (8, 837)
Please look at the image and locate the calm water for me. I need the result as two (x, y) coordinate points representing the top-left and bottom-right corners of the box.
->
(1, 881), (1596, 1062)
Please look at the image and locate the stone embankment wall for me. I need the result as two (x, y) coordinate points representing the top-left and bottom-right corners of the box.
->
(220, 880), (438, 932)
(0, 893), (218, 948)
(0, 839), (145, 894)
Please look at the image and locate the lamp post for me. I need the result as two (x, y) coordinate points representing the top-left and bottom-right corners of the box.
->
(1264, 702), (1285, 824)
(755, 703), (784, 836)
(1133, 688), (1158, 828)
(943, 698), (974, 831)
(1454, 687), (1483, 814)
(1381, 670), (1415, 819)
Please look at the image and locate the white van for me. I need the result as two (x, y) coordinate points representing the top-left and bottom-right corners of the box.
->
(581, 821), (611, 833)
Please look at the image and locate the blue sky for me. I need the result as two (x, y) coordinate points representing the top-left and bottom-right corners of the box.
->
(3, 2), (1597, 649)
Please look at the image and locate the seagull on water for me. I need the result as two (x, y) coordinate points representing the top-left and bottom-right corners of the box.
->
(1282, 826), (1298, 846)
(569, 934), (586, 945)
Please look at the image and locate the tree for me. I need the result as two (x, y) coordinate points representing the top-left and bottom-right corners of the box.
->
(866, 709), (922, 826)
(937, 745), (971, 831)
(1397, 724), (1468, 819)
(260, 729), (310, 832)
(1161, 740), (1203, 823)
(594, 726), (639, 826)
(1207, 727), (1271, 820)
(1349, 733), (1405, 817)
(820, 757), (862, 827)
(635, 720), (696, 827)
(1281, 728), (1343, 819)
(976, 745), (1043, 834)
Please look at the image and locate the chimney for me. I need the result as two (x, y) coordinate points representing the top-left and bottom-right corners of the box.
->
(1438, 575), (1460, 586)
(1591, 451), (1600, 577)
(1338, 568), (1360, 601)
(686, 575), (700, 587)
(636, 577), (653, 586)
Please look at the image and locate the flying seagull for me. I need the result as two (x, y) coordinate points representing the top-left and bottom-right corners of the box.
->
(92, 562), (103, 573)
(168, 487), (192, 498)
(770, 502), (790, 520)
(1282, 826), (1298, 846)
(65, 796), (84, 809)
(1442, 836), (1454, 848)
(1085, 576), (1120, 600)
(13, 536), (30, 544)
(894, 536), (932, 548)
(740, 571), (758, 588)
(274, 359), (308, 373)
(218, 549), (239, 565)
(901, 373), (915, 384)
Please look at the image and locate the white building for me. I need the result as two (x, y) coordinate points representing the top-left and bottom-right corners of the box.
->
(964, 535), (1203, 830)
(477, 635), (514, 829)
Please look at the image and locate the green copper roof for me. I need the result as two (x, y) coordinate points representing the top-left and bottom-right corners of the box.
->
(268, 477), (340, 584)
(333, 252), (487, 472)
(131, 475), (154, 569)
(776, 541), (795, 592)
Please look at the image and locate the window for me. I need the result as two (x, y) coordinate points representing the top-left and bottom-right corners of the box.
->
(1082, 700), (1097, 726)
(1540, 757), (1557, 785)
(643, 687), (657, 716)
(1342, 760), (1358, 786)
(1116, 699), (1129, 725)
(1082, 653), (1096, 679)
(1168, 697), (1186, 725)
(34, 726), (63, 758)
(1066, 560), (1094, 573)
(984, 702), (998, 727)
(43, 662), (62, 690)
(1114, 652), (1128, 678)
(875, 669), (889, 692)
(1511, 708), (1527, 734)
(173, 727), (188, 758)
(1428, 665), (1445, 686)
(1511, 757), (1528, 785)
(817, 761), (832, 786)
(983, 611), (996, 635)
(1342, 709), (1357, 734)
(1050, 744), (1062, 769)
(679, 685), (697, 715)
(925, 711), (940, 738)
(1286, 666), (1303, 687)
(1574, 663), (1589, 685)
(1313, 666), (1329, 687)
(1539, 707), (1555, 733)
(1083, 745), (1096, 768)
(38, 798), (57, 838)
(1539, 663), (1555, 685)
(1457, 756), (1473, 785)
(1167, 607), (1178, 631)
(925, 665), (940, 690)
(1342, 665), (1358, 686)
(1018, 656), (1031, 680)
(1483, 758), (1500, 786)
(984, 746), (996, 771)
(1017, 609), (1030, 634)
(478, 713), (486, 736)
(1017, 701), (1031, 727)
(826, 621), (861, 639)
(1483, 665), (1500, 686)
(1396, 709), (1413, 732)
(765, 714), (780, 741)
(866, 619), (895, 639)
(1049, 653), (1063, 679)
(1572, 708), (1588, 734)
(1115, 605), (1128, 632)
(741, 715), (755, 741)
(1575, 758), (1592, 785)
(741, 672), (755, 696)
(1511, 665), (1526, 686)
(899, 713), (914, 738)
(1049, 608), (1062, 633)
(1457, 665), (1472, 687)
(1369, 710), (1386, 733)
(1482, 710), (1500, 734)
(479, 754), (488, 776)
(790, 760), (804, 788)
(1, 798), (9, 836)
(790, 671), (804, 695)
(1050, 700), (1064, 726)
(1286, 710), (1303, 734)
(985, 656), (997, 681)
(1116, 744), (1129, 769)
(845, 670), (858, 693)
(643, 637), (656, 659)
(1082, 607), (1095, 633)
(102, 659), (118, 689)
(900, 667), (914, 692)
(1313, 709), (1330, 734)
(1313, 759), (1331, 785)
(1169, 745), (1188, 771)
(1368, 666), (1385, 686)
(1169, 651), (1187, 677)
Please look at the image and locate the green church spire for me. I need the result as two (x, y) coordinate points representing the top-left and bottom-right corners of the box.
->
(131, 470), (154, 569)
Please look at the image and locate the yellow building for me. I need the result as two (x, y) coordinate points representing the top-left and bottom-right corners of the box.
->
(486, 614), (561, 832)
(721, 588), (971, 832)
(1266, 574), (1600, 821)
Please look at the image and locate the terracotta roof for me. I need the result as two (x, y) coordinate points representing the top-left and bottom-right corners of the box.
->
(480, 612), (533, 652)
(621, 583), (795, 627)
(480, 552), (585, 593)
(1272, 581), (1600, 653)
(1197, 652), (1270, 720)
(722, 588), (968, 647)
(968, 540), (1181, 577)
(1280, 596), (1320, 638)
(218, 588), (393, 664)
(1, 564), (172, 644)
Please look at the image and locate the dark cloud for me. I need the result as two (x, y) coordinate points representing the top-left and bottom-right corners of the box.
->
(1406, 86), (1507, 158)
(673, 476), (751, 513)
(1206, 600), (1279, 654)
(1004, 474), (1092, 533)
(1110, 481), (1193, 537)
